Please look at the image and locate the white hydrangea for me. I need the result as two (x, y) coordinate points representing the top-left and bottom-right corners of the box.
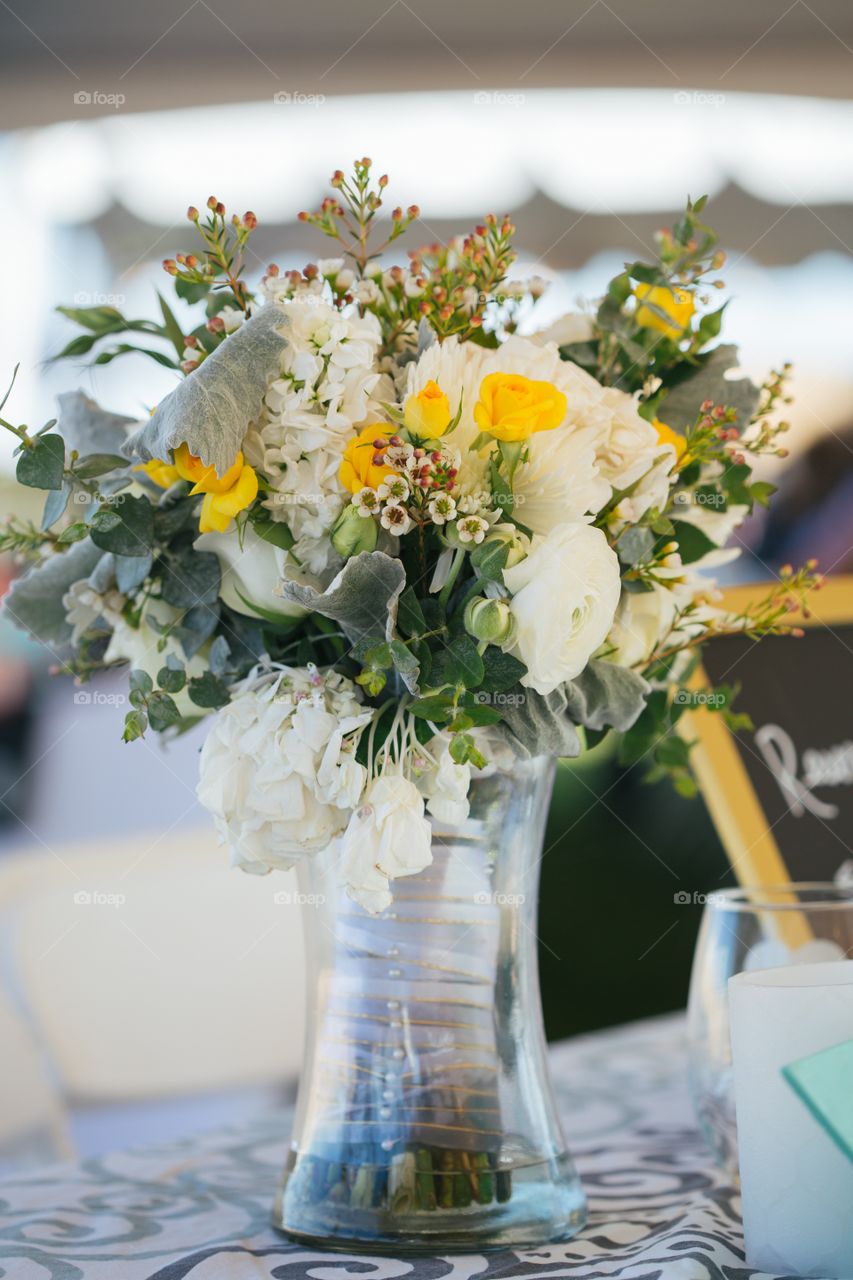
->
(243, 299), (385, 575)
(197, 666), (372, 875)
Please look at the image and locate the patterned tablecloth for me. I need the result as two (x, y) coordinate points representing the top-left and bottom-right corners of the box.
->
(0, 1015), (768, 1280)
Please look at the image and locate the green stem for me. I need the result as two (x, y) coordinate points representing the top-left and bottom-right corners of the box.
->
(438, 547), (466, 608)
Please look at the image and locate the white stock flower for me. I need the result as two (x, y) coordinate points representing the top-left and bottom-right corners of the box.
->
(194, 524), (307, 622)
(243, 299), (384, 575)
(197, 667), (371, 875)
(504, 522), (621, 694)
(339, 773), (433, 913)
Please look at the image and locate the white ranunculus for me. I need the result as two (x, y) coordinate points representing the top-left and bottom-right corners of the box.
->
(607, 580), (682, 668)
(504, 522), (622, 694)
(197, 667), (371, 874)
(339, 774), (433, 914)
(194, 525), (306, 622)
(103, 598), (209, 716)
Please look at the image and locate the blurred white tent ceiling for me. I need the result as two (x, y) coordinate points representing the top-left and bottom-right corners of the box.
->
(2, 0), (853, 127)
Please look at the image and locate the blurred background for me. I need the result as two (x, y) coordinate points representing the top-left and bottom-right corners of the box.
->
(1, 0), (852, 1170)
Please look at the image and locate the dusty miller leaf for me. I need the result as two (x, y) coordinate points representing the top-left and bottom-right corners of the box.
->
(4, 539), (102, 646)
(123, 303), (288, 475)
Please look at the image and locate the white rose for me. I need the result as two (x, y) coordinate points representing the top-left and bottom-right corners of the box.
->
(194, 525), (306, 622)
(504, 522), (622, 694)
(103, 598), (209, 716)
(340, 774), (433, 913)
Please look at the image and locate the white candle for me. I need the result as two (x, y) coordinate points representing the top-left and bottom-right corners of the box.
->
(729, 961), (853, 1278)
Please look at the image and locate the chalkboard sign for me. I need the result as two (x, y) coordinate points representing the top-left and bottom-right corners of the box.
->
(688, 575), (853, 887)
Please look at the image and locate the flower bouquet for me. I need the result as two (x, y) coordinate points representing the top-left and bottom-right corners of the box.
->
(2, 160), (816, 1249)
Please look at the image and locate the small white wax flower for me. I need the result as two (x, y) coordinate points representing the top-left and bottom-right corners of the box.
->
(336, 268), (355, 290)
(380, 503), (413, 535)
(455, 515), (488, 544)
(378, 475), (410, 503)
(428, 493), (457, 525)
(354, 487), (381, 516)
(317, 257), (345, 276)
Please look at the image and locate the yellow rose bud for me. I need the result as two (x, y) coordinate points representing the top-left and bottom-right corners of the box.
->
(653, 417), (687, 460)
(634, 283), (694, 340)
(403, 380), (452, 438)
(339, 425), (395, 494)
(135, 458), (181, 488)
(473, 372), (567, 443)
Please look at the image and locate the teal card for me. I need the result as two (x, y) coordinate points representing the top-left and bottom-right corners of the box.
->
(783, 1038), (853, 1165)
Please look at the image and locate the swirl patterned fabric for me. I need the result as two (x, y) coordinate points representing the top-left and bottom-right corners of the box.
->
(0, 1017), (776, 1279)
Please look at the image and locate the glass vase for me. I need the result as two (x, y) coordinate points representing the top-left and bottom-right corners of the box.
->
(273, 754), (587, 1252)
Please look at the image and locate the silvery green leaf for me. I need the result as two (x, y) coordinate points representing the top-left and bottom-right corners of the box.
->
(279, 550), (406, 651)
(660, 344), (760, 432)
(88, 552), (116, 594)
(116, 552), (152, 594)
(41, 482), (72, 530)
(123, 303), (288, 475)
(4, 539), (102, 646)
(499, 686), (583, 759)
(58, 391), (137, 456)
(563, 659), (650, 732)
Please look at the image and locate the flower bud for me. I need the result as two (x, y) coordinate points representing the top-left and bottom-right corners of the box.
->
(483, 523), (528, 568)
(464, 596), (516, 646)
(331, 504), (378, 559)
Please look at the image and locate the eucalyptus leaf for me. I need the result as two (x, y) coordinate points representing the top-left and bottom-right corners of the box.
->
(17, 435), (65, 490)
(4, 539), (102, 646)
(123, 303), (288, 475)
(160, 548), (220, 609)
(41, 482), (72, 530)
(89, 494), (154, 558)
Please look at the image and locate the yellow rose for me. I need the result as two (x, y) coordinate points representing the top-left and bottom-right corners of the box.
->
(339, 425), (395, 494)
(473, 373), (567, 443)
(634, 283), (694, 340)
(653, 417), (687, 461)
(135, 458), (181, 488)
(171, 443), (258, 533)
(403, 380), (452, 438)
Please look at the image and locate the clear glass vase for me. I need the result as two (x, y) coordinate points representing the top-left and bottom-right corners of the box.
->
(273, 754), (587, 1252)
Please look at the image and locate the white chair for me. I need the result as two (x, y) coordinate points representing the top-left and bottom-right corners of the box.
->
(0, 825), (307, 1154)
